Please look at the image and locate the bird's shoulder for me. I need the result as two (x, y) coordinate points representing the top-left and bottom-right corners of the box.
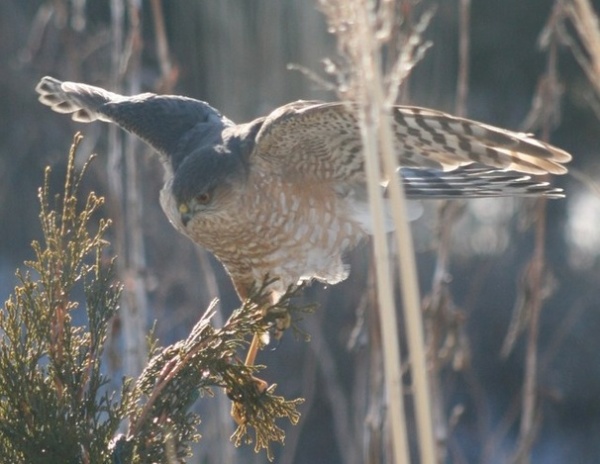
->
(233, 101), (362, 182)
(255, 100), (347, 144)
(251, 100), (356, 158)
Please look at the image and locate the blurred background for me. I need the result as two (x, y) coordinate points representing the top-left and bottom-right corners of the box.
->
(1, 1), (600, 463)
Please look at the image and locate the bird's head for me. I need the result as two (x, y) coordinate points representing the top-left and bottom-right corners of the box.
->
(171, 146), (247, 227)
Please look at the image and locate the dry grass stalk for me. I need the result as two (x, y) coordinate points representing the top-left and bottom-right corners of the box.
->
(555, 0), (600, 119)
(318, 1), (436, 462)
(567, 0), (600, 92)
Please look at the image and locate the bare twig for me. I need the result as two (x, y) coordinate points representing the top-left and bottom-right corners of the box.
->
(559, 0), (600, 121)
(278, 343), (318, 464)
(425, 201), (467, 462)
(385, 9), (435, 106)
(422, 0), (472, 460)
(364, 290), (385, 464)
(511, 3), (565, 462)
(306, 315), (359, 464)
(193, 248), (238, 463)
(565, 0), (600, 95)
(106, 0), (149, 378)
(150, 0), (177, 92)
(20, 2), (54, 63)
(128, 302), (219, 438)
(455, 0), (471, 117)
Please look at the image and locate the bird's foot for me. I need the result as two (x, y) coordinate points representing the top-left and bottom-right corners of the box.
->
(228, 375), (269, 425)
(264, 300), (292, 344)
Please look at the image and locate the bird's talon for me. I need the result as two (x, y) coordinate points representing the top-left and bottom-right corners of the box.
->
(229, 376), (269, 425)
(231, 402), (246, 426)
(253, 376), (269, 394)
(270, 309), (292, 341)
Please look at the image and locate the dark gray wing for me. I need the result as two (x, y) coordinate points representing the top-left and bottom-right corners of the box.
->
(36, 76), (229, 168)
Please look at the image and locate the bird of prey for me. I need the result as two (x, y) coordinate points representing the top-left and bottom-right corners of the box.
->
(35, 76), (571, 362)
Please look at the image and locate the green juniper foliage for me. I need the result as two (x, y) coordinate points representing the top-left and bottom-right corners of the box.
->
(0, 135), (308, 463)
(128, 279), (309, 462)
(0, 134), (123, 463)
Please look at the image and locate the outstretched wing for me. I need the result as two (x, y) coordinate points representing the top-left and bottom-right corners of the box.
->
(251, 101), (571, 188)
(36, 76), (229, 167)
(36, 76), (131, 123)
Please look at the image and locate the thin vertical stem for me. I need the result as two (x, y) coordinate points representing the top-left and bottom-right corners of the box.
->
(107, 0), (148, 378)
(428, 0), (472, 458)
(371, 11), (437, 464)
(514, 3), (561, 461)
(353, 2), (440, 462)
(455, 0), (471, 118)
(150, 0), (174, 91)
(354, 5), (411, 461)
(381, 121), (437, 464)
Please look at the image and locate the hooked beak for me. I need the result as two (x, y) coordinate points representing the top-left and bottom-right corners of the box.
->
(178, 203), (192, 227)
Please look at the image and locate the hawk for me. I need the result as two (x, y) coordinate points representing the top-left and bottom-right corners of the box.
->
(36, 75), (570, 311)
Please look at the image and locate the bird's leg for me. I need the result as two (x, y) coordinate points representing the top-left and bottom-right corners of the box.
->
(229, 288), (272, 425)
(243, 295), (291, 365)
(244, 332), (263, 368)
(244, 288), (277, 371)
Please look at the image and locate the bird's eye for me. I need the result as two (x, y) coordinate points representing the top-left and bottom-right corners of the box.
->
(195, 192), (211, 205)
